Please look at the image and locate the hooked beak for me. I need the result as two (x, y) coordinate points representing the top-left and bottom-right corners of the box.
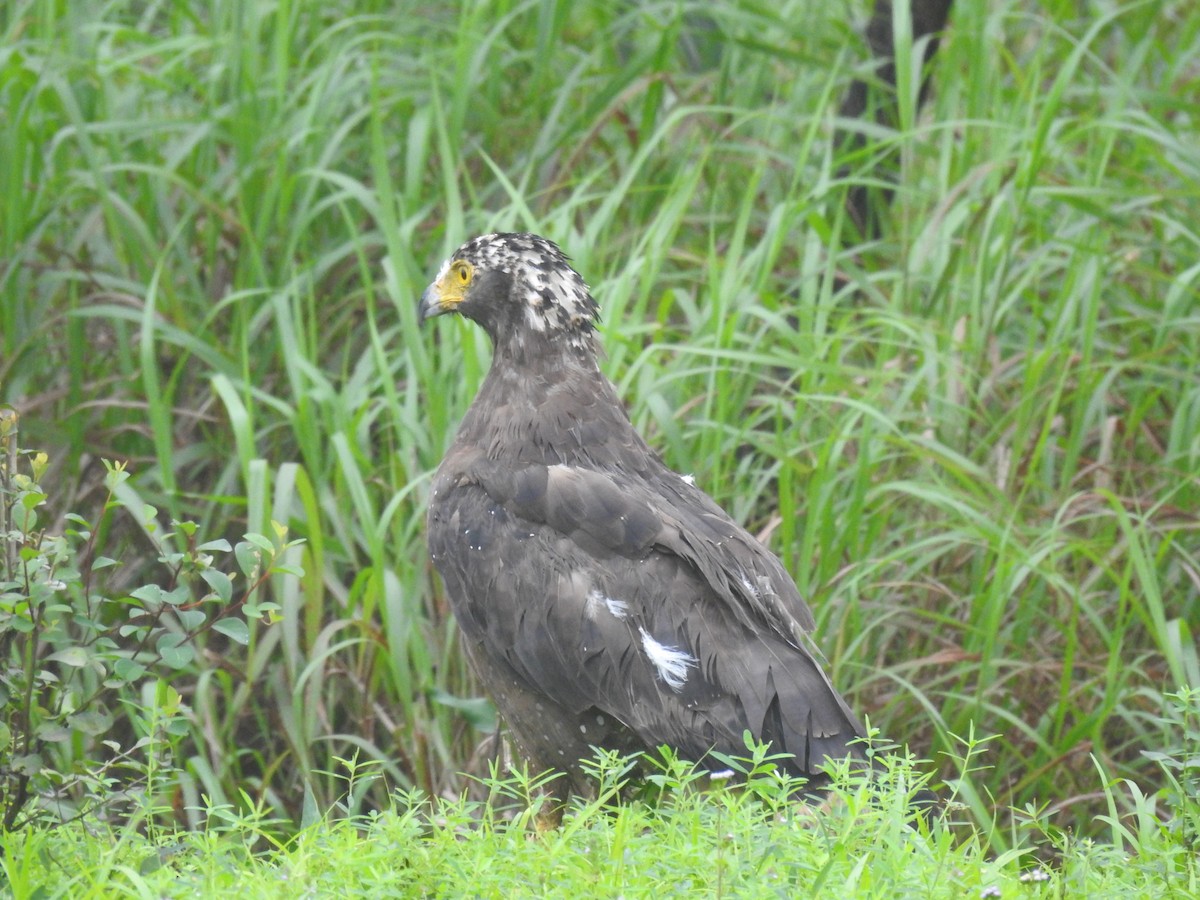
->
(418, 283), (448, 323)
(418, 268), (470, 324)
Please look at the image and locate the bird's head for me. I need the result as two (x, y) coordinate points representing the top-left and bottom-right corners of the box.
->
(419, 233), (600, 353)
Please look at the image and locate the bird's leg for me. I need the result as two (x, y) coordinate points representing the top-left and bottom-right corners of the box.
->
(531, 772), (570, 833)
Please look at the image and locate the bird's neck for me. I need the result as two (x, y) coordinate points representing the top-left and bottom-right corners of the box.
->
(454, 338), (650, 469)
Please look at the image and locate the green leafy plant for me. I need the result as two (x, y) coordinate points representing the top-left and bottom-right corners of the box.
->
(1142, 687), (1200, 848)
(0, 414), (304, 831)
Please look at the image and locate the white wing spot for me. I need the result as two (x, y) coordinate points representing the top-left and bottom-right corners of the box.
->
(585, 589), (629, 620)
(639, 628), (696, 692)
(739, 574), (760, 601)
(681, 473), (696, 486)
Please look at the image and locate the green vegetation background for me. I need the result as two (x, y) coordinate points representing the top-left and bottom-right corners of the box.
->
(2, 0), (1198, 893)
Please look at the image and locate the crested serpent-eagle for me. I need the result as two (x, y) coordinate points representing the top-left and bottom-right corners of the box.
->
(420, 232), (869, 801)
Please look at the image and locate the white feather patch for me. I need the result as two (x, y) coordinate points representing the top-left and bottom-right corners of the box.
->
(585, 589), (629, 620)
(639, 628), (696, 691)
(739, 574), (759, 600)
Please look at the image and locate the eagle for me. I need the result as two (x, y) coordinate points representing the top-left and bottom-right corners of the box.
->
(420, 232), (868, 805)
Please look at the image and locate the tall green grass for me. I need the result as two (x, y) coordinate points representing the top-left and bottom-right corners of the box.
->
(2, 0), (1198, 843)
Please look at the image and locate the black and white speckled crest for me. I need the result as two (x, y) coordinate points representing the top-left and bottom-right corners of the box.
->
(446, 232), (599, 346)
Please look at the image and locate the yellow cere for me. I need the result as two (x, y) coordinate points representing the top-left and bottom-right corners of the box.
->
(432, 259), (473, 311)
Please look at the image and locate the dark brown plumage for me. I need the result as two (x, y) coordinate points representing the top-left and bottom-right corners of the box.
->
(421, 232), (867, 801)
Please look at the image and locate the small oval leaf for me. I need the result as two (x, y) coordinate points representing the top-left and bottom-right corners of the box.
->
(201, 568), (233, 604)
(48, 647), (90, 667)
(213, 618), (250, 645)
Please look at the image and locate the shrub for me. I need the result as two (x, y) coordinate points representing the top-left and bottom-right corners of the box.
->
(0, 410), (303, 831)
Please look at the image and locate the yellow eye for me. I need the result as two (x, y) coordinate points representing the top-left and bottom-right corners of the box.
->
(451, 260), (473, 285)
